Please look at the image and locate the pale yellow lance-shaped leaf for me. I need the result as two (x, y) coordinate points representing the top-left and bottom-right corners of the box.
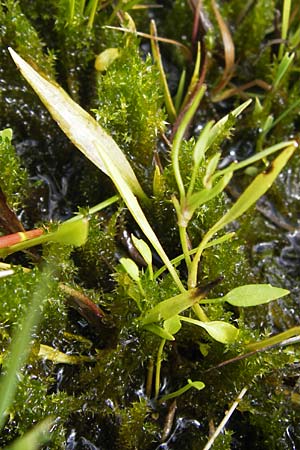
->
(8, 47), (146, 200)
(8, 48), (185, 292)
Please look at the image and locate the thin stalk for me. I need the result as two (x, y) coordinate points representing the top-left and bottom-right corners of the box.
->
(279, 0), (292, 60)
(155, 339), (166, 399)
(193, 303), (209, 322)
(154, 233), (235, 279)
(87, 0), (99, 29)
(150, 20), (177, 122)
(0, 267), (51, 430)
(188, 230), (213, 289)
(146, 358), (154, 397)
(179, 225), (192, 270)
(174, 69), (186, 113)
(68, 0), (75, 24)
(171, 85), (206, 201)
(202, 387), (248, 450)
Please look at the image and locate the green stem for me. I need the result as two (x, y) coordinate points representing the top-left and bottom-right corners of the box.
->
(188, 230), (213, 289)
(246, 326), (300, 351)
(155, 339), (166, 399)
(87, 0), (98, 28)
(279, 0), (291, 60)
(171, 85), (206, 202)
(179, 225), (192, 270)
(193, 303), (209, 322)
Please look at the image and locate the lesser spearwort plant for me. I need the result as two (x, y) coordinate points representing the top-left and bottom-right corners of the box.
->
(6, 47), (297, 406)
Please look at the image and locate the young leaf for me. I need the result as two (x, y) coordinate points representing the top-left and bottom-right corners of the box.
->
(188, 172), (233, 214)
(188, 143), (297, 288)
(223, 284), (289, 307)
(131, 235), (152, 267)
(8, 48), (147, 201)
(180, 317), (239, 344)
(0, 218), (89, 258)
(141, 288), (205, 325)
(4, 418), (53, 450)
(164, 316), (182, 335)
(143, 324), (175, 341)
(120, 257), (140, 282)
(206, 99), (252, 149)
(159, 379), (205, 402)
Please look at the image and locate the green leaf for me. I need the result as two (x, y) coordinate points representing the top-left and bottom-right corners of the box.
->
(159, 379), (205, 402)
(0, 128), (13, 141)
(141, 288), (204, 325)
(0, 218), (89, 258)
(120, 257), (140, 282)
(180, 317), (239, 344)
(8, 48), (185, 292)
(192, 120), (215, 166)
(163, 316), (182, 335)
(223, 284), (290, 307)
(4, 417), (53, 450)
(131, 235), (152, 267)
(8, 48), (146, 201)
(203, 152), (221, 188)
(212, 145), (297, 234)
(188, 172), (232, 212)
(143, 324), (175, 341)
(206, 99), (252, 149)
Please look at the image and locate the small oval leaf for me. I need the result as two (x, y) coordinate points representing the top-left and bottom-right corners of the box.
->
(224, 284), (290, 307)
(120, 257), (140, 282)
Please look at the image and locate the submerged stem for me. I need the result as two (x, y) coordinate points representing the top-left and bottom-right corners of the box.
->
(155, 339), (166, 399)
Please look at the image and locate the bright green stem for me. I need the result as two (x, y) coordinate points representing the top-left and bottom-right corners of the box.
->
(87, 0), (98, 29)
(188, 231), (213, 289)
(68, 0), (75, 23)
(171, 85), (206, 201)
(155, 339), (166, 399)
(67, 195), (120, 222)
(159, 383), (193, 402)
(193, 303), (209, 322)
(246, 326), (300, 352)
(0, 267), (51, 430)
(174, 69), (186, 113)
(179, 225), (192, 270)
(279, 0), (291, 60)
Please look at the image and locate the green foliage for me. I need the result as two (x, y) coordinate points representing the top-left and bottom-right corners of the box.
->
(1, 0), (300, 448)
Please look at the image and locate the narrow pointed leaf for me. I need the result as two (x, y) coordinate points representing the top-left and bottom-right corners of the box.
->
(210, 144), (297, 236)
(120, 257), (140, 282)
(188, 172), (232, 213)
(8, 48), (146, 200)
(4, 418), (53, 450)
(141, 288), (204, 325)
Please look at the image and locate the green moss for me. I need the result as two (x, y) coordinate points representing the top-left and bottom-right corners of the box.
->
(94, 38), (166, 188)
(0, 129), (29, 210)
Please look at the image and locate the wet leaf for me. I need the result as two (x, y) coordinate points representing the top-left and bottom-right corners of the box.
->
(180, 317), (239, 344)
(223, 284), (290, 307)
(8, 48), (146, 201)
(141, 288), (204, 325)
